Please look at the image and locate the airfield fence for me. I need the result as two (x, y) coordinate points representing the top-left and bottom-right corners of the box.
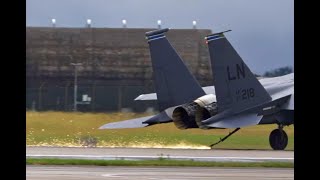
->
(26, 82), (157, 112)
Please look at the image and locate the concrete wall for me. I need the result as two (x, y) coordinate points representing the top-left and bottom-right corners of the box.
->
(26, 27), (213, 112)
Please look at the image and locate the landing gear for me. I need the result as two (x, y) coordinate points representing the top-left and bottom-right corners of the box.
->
(209, 128), (240, 149)
(269, 125), (288, 150)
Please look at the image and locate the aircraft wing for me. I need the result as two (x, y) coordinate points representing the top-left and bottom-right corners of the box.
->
(204, 112), (263, 129)
(99, 111), (172, 129)
(134, 73), (293, 103)
(261, 73), (294, 100)
(281, 93), (294, 110)
(261, 73), (294, 110)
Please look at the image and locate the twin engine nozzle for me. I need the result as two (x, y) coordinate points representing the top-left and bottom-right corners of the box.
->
(172, 94), (218, 129)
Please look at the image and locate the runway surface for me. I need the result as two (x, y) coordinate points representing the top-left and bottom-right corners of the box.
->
(26, 165), (294, 180)
(26, 146), (294, 162)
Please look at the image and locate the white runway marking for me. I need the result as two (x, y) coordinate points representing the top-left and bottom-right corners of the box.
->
(101, 174), (121, 177)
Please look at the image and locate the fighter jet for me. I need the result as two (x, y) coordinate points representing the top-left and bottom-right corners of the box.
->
(99, 28), (294, 150)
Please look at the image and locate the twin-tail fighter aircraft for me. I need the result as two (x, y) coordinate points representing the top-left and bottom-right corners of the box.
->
(99, 28), (294, 150)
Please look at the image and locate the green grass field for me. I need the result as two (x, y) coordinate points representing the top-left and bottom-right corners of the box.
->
(26, 111), (294, 150)
(26, 158), (294, 168)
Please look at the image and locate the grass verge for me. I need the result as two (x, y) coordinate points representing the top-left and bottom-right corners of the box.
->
(26, 111), (294, 150)
(26, 158), (293, 168)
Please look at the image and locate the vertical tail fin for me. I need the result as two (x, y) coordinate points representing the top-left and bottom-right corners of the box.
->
(146, 28), (206, 111)
(205, 31), (271, 114)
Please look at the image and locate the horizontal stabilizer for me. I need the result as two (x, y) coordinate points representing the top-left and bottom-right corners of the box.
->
(134, 86), (216, 101)
(143, 111), (172, 124)
(99, 116), (153, 129)
(99, 111), (172, 129)
(205, 113), (263, 128)
(134, 94), (157, 101)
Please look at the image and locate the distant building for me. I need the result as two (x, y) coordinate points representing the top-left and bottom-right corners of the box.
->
(26, 27), (213, 112)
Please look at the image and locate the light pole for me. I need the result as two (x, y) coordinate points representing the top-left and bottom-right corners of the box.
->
(70, 63), (82, 111)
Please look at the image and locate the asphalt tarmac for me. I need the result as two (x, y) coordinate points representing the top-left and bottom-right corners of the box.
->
(26, 165), (294, 180)
(26, 146), (294, 162)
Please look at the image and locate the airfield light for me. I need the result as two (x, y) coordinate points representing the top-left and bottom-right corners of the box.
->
(86, 19), (91, 27)
(51, 18), (56, 27)
(122, 19), (127, 28)
(157, 20), (161, 29)
(192, 20), (197, 29)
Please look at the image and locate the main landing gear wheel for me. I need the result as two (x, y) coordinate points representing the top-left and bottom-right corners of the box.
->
(269, 128), (288, 150)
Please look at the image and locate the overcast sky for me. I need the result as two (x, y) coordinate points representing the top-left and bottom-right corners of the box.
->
(26, 0), (293, 75)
